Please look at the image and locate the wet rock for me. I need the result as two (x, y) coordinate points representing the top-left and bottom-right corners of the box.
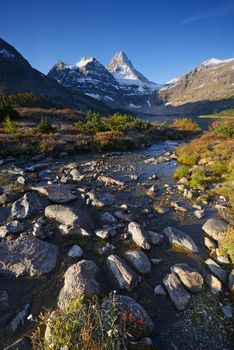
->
(11, 192), (44, 220)
(70, 168), (81, 181)
(100, 211), (117, 224)
(4, 337), (32, 350)
(0, 235), (58, 277)
(102, 295), (154, 337)
(204, 272), (222, 294)
(163, 227), (198, 253)
(0, 192), (23, 206)
(25, 163), (49, 172)
(0, 220), (26, 238)
(68, 244), (83, 258)
(17, 176), (27, 185)
(171, 201), (187, 212)
(222, 305), (233, 319)
(58, 260), (102, 309)
(59, 224), (90, 237)
(205, 258), (227, 283)
(97, 175), (125, 188)
(10, 304), (30, 332)
(95, 229), (110, 240)
(154, 284), (166, 296)
(87, 190), (115, 209)
(204, 236), (217, 250)
(194, 209), (204, 219)
(125, 249), (151, 274)
(45, 204), (91, 228)
(106, 254), (138, 291)
(202, 218), (228, 241)
(163, 272), (191, 311)
(30, 184), (77, 203)
(128, 222), (151, 250)
(228, 269), (234, 292)
(153, 204), (168, 214)
(114, 210), (132, 222)
(148, 231), (164, 245)
(171, 263), (204, 293)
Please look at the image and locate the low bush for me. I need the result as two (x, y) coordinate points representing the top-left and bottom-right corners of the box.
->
(35, 117), (54, 133)
(172, 118), (200, 132)
(219, 226), (234, 263)
(4, 115), (18, 133)
(189, 167), (215, 189)
(0, 103), (20, 121)
(213, 123), (234, 137)
(31, 295), (148, 350)
(173, 165), (190, 180)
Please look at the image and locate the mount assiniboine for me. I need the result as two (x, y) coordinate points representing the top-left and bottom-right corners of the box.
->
(48, 51), (234, 114)
(0, 35), (233, 114)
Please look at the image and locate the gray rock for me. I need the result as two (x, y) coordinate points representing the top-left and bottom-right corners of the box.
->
(59, 224), (90, 237)
(205, 258), (227, 283)
(30, 184), (77, 203)
(204, 236), (217, 250)
(148, 231), (164, 245)
(11, 304), (30, 332)
(114, 211), (132, 222)
(163, 227), (198, 253)
(95, 229), (110, 240)
(106, 254), (138, 291)
(202, 218), (228, 241)
(102, 295), (154, 337)
(128, 222), (151, 250)
(154, 284), (166, 296)
(163, 273), (191, 311)
(11, 192), (43, 220)
(171, 263), (204, 293)
(222, 305), (233, 319)
(0, 220), (26, 238)
(228, 269), (234, 292)
(204, 272), (222, 294)
(68, 244), (83, 258)
(0, 235), (58, 277)
(100, 212), (117, 224)
(45, 204), (91, 228)
(125, 249), (151, 274)
(58, 260), (102, 309)
(87, 190), (115, 209)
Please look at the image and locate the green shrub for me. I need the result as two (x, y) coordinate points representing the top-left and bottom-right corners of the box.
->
(35, 117), (54, 133)
(214, 123), (234, 137)
(189, 167), (214, 189)
(219, 226), (234, 263)
(106, 113), (135, 132)
(31, 295), (144, 350)
(0, 103), (20, 121)
(4, 115), (18, 133)
(173, 166), (190, 180)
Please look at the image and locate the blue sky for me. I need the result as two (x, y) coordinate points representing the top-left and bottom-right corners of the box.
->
(1, 0), (234, 83)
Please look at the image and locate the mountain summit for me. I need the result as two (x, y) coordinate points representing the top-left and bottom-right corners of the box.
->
(106, 51), (158, 90)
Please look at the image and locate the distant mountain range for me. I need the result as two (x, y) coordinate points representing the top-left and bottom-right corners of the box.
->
(1, 37), (234, 114)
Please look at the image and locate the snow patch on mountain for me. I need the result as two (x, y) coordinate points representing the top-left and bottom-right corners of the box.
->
(0, 49), (15, 59)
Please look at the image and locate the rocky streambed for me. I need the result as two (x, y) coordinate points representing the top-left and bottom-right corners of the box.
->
(0, 140), (233, 350)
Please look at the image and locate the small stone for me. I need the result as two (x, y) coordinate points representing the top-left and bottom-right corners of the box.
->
(204, 237), (217, 250)
(125, 249), (151, 274)
(17, 176), (27, 185)
(154, 284), (166, 295)
(67, 245), (83, 258)
(163, 272), (191, 311)
(222, 305), (233, 319)
(204, 272), (222, 294)
(95, 229), (110, 240)
(128, 222), (151, 250)
(194, 209), (204, 219)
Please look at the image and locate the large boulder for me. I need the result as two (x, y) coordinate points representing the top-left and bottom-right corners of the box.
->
(125, 249), (151, 274)
(11, 192), (44, 220)
(58, 260), (102, 309)
(30, 184), (77, 203)
(202, 218), (228, 241)
(163, 227), (198, 253)
(86, 190), (115, 209)
(0, 235), (58, 277)
(171, 263), (204, 293)
(163, 272), (191, 311)
(128, 222), (151, 250)
(106, 254), (138, 292)
(45, 205), (91, 228)
(102, 295), (154, 338)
